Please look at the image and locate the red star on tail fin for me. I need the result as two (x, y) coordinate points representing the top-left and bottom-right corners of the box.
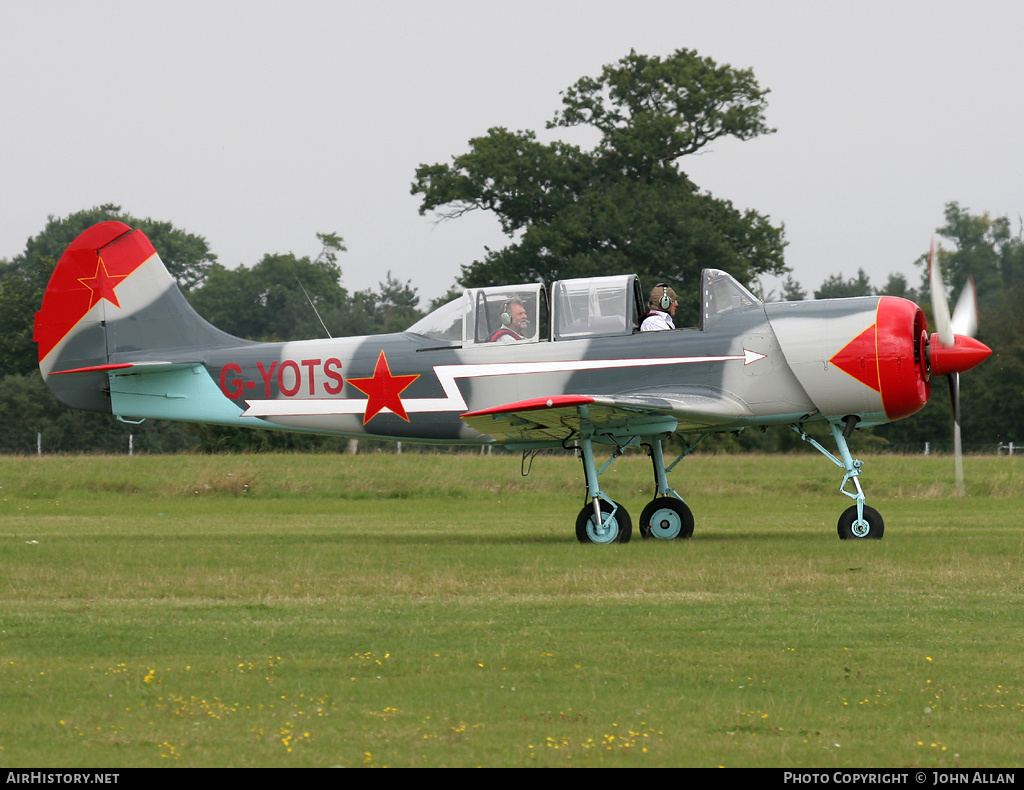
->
(78, 255), (129, 310)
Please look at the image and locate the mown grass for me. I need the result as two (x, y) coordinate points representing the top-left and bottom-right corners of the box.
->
(1, 452), (1023, 767)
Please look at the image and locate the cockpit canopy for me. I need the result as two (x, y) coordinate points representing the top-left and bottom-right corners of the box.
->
(700, 268), (761, 328)
(406, 269), (760, 344)
(552, 274), (644, 340)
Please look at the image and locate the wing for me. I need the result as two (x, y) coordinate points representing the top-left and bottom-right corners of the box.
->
(461, 389), (753, 447)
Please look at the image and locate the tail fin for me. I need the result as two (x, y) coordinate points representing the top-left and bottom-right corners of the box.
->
(35, 221), (243, 412)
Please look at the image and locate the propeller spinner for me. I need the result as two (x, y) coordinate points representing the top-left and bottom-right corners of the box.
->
(927, 239), (991, 493)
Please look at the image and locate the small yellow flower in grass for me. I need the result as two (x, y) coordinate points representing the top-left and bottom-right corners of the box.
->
(926, 656), (933, 662)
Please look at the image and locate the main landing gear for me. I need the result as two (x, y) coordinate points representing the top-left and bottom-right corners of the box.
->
(792, 418), (885, 540)
(574, 431), (705, 544)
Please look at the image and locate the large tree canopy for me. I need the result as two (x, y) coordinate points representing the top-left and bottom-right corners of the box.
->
(187, 233), (423, 342)
(930, 201), (1024, 310)
(412, 48), (787, 324)
(18, 204), (216, 291)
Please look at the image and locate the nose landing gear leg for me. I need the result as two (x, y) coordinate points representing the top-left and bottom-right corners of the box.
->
(792, 419), (884, 540)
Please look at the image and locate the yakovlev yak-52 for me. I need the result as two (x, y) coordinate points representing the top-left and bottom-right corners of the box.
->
(36, 222), (991, 543)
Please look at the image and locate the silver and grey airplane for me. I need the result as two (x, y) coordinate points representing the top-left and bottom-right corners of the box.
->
(35, 222), (991, 543)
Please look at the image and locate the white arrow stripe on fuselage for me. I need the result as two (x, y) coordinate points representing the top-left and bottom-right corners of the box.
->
(241, 349), (767, 418)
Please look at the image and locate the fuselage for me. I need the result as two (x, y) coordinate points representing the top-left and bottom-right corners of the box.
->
(105, 292), (926, 444)
(37, 222), (954, 447)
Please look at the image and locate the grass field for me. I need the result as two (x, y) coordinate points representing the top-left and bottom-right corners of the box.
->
(1, 451), (1023, 768)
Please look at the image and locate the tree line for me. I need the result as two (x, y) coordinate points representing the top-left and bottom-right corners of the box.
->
(0, 204), (426, 453)
(2, 48), (1021, 455)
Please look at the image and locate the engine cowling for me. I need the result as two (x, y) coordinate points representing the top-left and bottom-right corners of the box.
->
(765, 296), (931, 426)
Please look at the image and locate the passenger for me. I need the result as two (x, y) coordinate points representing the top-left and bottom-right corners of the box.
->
(490, 298), (529, 343)
(640, 284), (678, 331)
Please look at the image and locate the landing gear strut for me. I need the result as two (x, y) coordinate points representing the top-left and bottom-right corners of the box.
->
(637, 436), (702, 539)
(574, 426), (705, 543)
(792, 418), (884, 540)
(575, 431), (633, 543)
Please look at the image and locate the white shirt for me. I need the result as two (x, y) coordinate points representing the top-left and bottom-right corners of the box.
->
(640, 310), (675, 332)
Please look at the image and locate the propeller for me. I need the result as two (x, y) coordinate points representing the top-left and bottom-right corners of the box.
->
(927, 238), (990, 495)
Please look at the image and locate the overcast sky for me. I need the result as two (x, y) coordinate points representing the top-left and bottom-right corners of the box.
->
(3, 0), (1022, 307)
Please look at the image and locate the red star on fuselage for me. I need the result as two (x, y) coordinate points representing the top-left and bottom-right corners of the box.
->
(346, 350), (420, 424)
(78, 254), (130, 310)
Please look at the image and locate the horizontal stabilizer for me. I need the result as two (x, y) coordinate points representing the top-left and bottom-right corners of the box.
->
(49, 361), (198, 376)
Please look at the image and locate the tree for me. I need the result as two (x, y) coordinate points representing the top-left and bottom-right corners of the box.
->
(928, 202), (1024, 311)
(411, 49), (787, 325)
(188, 249), (351, 342)
(18, 204), (215, 291)
(813, 268), (874, 299)
(0, 254), (52, 377)
(780, 274), (807, 302)
(354, 273), (423, 335)
(552, 48), (775, 172)
(876, 204), (1024, 453)
(186, 236), (424, 342)
(876, 272), (918, 302)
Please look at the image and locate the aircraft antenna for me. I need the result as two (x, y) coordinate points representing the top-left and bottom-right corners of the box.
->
(295, 277), (333, 339)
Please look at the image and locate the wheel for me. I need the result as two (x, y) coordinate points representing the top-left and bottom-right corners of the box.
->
(837, 505), (884, 540)
(639, 497), (694, 540)
(575, 499), (632, 544)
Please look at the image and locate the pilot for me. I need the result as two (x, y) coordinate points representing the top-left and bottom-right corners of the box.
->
(640, 283), (678, 331)
(490, 298), (529, 343)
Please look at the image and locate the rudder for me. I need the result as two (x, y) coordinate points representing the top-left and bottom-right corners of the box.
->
(35, 221), (244, 412)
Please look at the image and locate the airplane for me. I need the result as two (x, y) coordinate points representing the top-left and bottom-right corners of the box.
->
(35, 221), (991, 543)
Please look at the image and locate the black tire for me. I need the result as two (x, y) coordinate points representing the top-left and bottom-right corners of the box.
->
(639, 497), (694, 540)
(575, 500), (632, 544)
(837, 505), (884, 540)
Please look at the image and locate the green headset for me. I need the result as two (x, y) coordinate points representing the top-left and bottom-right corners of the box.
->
(656, 284), (672, 311)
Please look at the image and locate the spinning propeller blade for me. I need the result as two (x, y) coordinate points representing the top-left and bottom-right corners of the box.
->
(928, 239), (989, 495)
(950, 277), (978, 339)
(929, 238), (955, 347)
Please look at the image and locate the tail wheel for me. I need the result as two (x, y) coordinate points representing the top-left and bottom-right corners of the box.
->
(576, 500), (632, 544)
(837, 505), (884, 540)
(639, 497), (694, 540)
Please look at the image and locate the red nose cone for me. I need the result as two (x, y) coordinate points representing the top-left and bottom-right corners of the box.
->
(929, 333), (992, 377)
